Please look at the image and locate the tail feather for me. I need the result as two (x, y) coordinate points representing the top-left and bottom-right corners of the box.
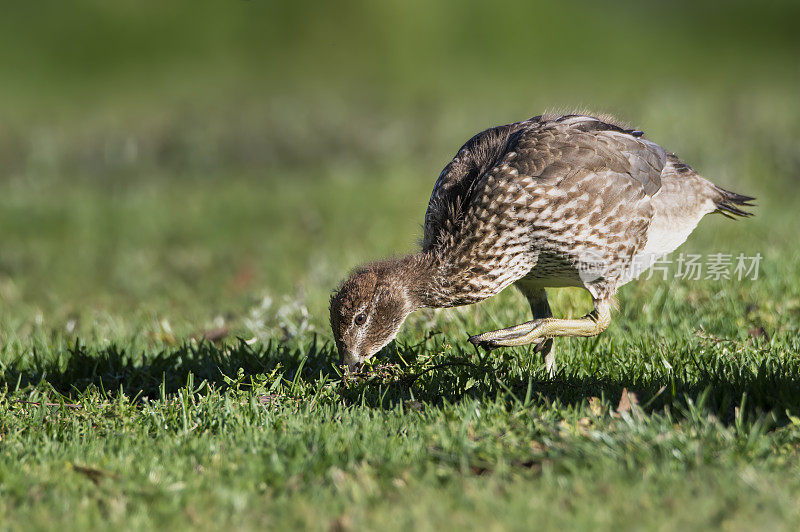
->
(714, 187), (755, 219)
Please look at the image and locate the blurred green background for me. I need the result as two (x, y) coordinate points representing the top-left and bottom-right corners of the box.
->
(0, 0), (798, 343)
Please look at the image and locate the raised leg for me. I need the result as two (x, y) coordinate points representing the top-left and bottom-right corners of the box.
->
(469, 296), (612, 375)
(518, 285), (556, 374)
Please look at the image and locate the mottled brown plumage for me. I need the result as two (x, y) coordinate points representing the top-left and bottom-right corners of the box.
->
(330, 113), (754, 371)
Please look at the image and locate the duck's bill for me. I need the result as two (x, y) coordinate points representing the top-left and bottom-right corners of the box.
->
(338, 350), (363, 373)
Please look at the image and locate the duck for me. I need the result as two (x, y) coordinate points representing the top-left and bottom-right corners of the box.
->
(329, 113), (754, 373)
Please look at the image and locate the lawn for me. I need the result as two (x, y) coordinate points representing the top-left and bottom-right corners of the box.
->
(1, 1), (800, 530)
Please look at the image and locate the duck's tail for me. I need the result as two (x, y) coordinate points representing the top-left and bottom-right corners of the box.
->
(713, 186), (755, 219)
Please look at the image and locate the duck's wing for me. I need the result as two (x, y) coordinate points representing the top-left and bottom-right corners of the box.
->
(423, 115), (668, 251)
(445, 115), (671, 299)
(422, 117), (540, 251)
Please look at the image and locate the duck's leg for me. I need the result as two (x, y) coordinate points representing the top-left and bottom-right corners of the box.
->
(517, 285), (556, 374)
(469, 298), (611, 368)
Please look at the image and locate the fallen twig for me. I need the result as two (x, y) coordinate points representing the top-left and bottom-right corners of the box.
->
(70, 463), (119, 485)
(13, 400), (83, 409)
(694, 330), (734, 344)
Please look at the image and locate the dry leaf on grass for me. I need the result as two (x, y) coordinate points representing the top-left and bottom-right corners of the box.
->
(616, 388), (639, 415)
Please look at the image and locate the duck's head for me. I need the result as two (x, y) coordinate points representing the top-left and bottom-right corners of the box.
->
(329, 258), (418, 371)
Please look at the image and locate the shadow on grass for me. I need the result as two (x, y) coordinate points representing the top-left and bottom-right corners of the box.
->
(345, 342), (800, 424)
(2, 336), (799, 424)
(0, 336), (339, 400)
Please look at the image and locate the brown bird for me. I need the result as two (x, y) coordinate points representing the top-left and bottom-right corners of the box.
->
(330, 113), (753, 372)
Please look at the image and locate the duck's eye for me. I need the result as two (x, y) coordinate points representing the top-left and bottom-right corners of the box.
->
(354, 313), (367, 326)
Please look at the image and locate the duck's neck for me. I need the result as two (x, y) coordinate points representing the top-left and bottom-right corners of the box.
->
(393, 251), (483, 310)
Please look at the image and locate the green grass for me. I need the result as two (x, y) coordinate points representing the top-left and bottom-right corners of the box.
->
(2, 1), (800, 530)
(3, 325), (800, 530)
